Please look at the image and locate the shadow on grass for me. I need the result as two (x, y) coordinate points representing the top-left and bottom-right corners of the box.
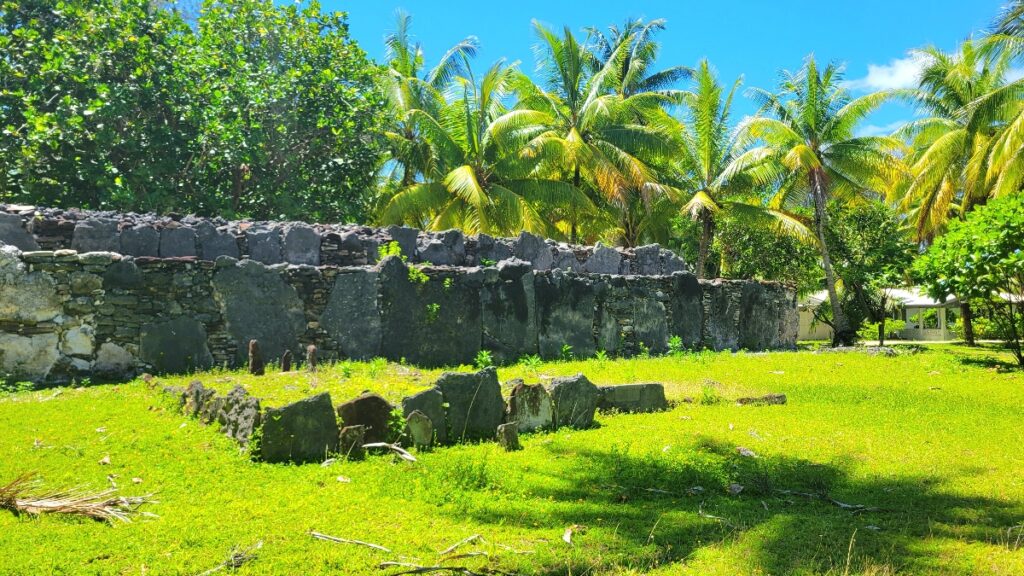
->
(455, 436), (1023, 575)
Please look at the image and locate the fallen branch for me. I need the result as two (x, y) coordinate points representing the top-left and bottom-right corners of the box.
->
(362, 443), (418, 463)
(774, 489), (880, 513)
(0, 472), (155, 523)
(378, 562), (513, 576)
(310, 531), (392, 552)
(195, 541), (263, 576)
(439, 534), (483, 556)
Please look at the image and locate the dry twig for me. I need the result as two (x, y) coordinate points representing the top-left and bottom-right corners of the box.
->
(195, 541), (263, 576)
(439, 534), (483, 556)
(310, 530), (392, 552)
(0, 472), (155, 523)
(362, 442), (417, 462)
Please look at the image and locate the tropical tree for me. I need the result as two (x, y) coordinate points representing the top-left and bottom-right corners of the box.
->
(675, 60), (811, 278)
(737, 57), (904, 345)
(585, 18), (692, 98)
(378, 59), (590, 236)
(378, 10), (479, 187)
(515, 22), (679, 244)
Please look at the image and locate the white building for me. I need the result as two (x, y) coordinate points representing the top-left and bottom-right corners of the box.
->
(798, 287), (961, 342)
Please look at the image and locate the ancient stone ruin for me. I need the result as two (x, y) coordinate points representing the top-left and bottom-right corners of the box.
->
(0, 205), (799, 383)
(169, 368), (672, 463)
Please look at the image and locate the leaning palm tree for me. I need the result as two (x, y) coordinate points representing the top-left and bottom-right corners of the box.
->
(379, 10), (479, 186)
(516, 22), (679, 243)
(676, 59), (811, 278)
(737, 57), (904, 345)
(379, 59), (591, 236)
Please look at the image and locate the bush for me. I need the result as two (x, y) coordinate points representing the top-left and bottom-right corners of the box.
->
(857, 319), (907, 341)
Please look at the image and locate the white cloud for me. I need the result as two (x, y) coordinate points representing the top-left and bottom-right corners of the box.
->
(845, 55), (927, 91)
(856, 120), (908, 138)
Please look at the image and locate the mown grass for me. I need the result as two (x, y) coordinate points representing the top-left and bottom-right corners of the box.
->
(1, 345), (1022, 575)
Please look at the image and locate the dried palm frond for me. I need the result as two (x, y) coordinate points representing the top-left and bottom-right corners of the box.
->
(0, 472), (156, 523)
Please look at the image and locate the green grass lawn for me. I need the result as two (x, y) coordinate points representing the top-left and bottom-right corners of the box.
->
(1, 345), (1022, 575)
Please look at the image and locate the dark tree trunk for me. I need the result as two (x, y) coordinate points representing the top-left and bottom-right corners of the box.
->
(811, 169), (854, 346)
(960, 302), (976, 345)
(696, 211), (715, 280)
(571, 163), (582, 244)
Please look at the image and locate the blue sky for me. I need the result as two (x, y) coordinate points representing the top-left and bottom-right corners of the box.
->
(329, 0), (1009, 133)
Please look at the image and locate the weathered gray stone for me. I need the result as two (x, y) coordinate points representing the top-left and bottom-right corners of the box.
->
(182, 380), (215, 417)
(336, 392), (393, 444)
(668, 273), (703, 349)
(259, 392), (339, 464)
(436, 367), (504, 442)
(736, 393), (787, 406)
(702, 280), (743, 351)
(631, 292), (669, 354)
(401, 387), (447, 446)
(280, 349), (292, 372)
(418, 230), (465, 265)
(0, 246), (61, 323)
(338, 425), (366, 460)
(93, 342), (136, 378)
(159, 226), (197, 258)
(245, 226), (283, 264)
(102, 259), (143, 290)
(475, 233), (513, 264)
(497, 422), (521, 451)
(0, 333), (59, 382)
(598, 383), (667, 413)
(196, 222), (239, 260)
(535, 271), (597, 360)
(552, 247), (581, 272)
(69, 271), (102, 295)
(633, 245), (661, 275)
(139, 316), (214, 374)
(283, 224), (320, 265)
(321, 269), (381, 360)
(386, 225), (419, 260)
(248, 339), (264, 376)
(216, 385), (262, 444)
(119, 225), (160, 257)
(405, 410), (433, 448)
(548, 373), (600, 429)
(212, 259), (306, 365)
(377, 257), (483, 367)
(481, 259), (537, 363)
(584, 245), (622, 275)
(513, 231), (553, 270)
(61, 325), (95, 357)
(0, 213), (38, 251)
(71, 218), (119, 253)
(506, 381), (554, 432)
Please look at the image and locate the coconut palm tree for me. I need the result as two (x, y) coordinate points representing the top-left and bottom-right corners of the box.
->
(379, 59), (591, 236)
(515, 22), (679, 243)
(897, 40), (1012, 242)
(737, 57), (904, 345)
(379, 10), (479, 186)
(585, 18), (692, 98)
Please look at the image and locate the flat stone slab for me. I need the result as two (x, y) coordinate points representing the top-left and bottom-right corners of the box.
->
(598, 383), (668, 413)
(548, 373), (600, 429)
(259, 392), (339, 464)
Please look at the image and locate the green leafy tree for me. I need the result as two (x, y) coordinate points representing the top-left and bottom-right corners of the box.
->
(737, 57), (904, 345)
(916, 193), (1024, 366)
(584, 18), (692, 98)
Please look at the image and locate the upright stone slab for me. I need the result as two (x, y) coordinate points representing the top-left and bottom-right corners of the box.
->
(418, 230), (465, 265)
(0, 213), (38, 251)
(405, 410), (434, 448)
(245, 226), (283, 264)
(598, 383), (667, 413)
(336, 392), (393, 444)
(283, 223), (320, 265)
(628, 279), (670, 354)
(212, 259), (306, 365)
(377, 256), (483, 367)
(506, 381), (554, 432)
(338, 425), (366, 459)
(548, 373), (600, 429)
(386, 225), (419, 260)
(139, 316), (214, 374)
(159, 226), (197, 258)
(668, 273), (703, 349)
(71, 218), (119, 253)
(535, 271), (597, 360)
(401, 388), (447, 446)
(702, 279), (743, 351)
(320, 269), (381, 360)
(120, 225), (160, 257)
(497, 422), (521, 451)
(481, 259), (537, 363)
(584, 245), (622, 275)
(435, 367), (504, 442)
(513, 231), (553, 270)
(196, 222), (239, 260)
(259, 392), (339, 464)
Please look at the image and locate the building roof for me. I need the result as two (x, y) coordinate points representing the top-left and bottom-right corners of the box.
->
(799, 287), (959, 309)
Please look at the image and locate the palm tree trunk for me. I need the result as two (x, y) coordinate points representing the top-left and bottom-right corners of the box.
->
(811, 169), (854, 346)
(571, 163), (582, 244)
(696, 211), (714, 279)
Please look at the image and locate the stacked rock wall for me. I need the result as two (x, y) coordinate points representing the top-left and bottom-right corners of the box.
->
(0, 206), (798, 384)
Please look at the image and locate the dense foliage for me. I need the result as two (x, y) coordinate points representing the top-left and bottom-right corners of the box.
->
(916, 194), (1024, 365)
(0, 0), (387, 221)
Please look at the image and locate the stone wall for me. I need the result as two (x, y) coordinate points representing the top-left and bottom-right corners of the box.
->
(0, 207), (798, 384)
(0, 204), (689, 275)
